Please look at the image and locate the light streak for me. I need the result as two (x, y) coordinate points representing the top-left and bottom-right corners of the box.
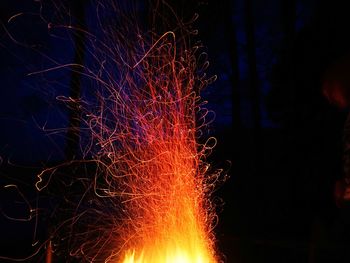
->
(29, 1), (223, 262)
(88, 28), (220, 261)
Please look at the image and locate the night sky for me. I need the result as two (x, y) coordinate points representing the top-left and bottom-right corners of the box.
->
(1, 0), (350, 262)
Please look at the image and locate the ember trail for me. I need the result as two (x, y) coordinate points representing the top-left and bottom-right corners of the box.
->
(90, 29), (219, 262)
(32, 1), (221, 262)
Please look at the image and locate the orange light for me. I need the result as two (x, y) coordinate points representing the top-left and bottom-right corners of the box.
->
(73, 29), (221, 262)
(96, 32), (220, 262)
(115, 129), (218, 263)
(123, 246), (212, 263)
(34, 4), (221, 261)
(119, 142), (217, 263)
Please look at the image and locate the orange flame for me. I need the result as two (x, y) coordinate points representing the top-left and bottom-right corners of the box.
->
(118, 134), (217, 263)
(92, 31), (219, 262)
(33, 2), (221, 261)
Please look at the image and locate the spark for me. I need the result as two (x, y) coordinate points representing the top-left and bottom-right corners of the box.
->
(21, 1), (223, 262)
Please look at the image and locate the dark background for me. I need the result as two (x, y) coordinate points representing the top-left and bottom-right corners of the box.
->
(1, 0), (350, 262)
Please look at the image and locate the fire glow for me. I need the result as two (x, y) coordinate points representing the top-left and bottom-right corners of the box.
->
(30, 2), (222, 262)
(91, 31), (219, 262)
(93, 30), (219, 262)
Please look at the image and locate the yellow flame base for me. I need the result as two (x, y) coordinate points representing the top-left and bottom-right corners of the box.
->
(122, 245), (215, 263)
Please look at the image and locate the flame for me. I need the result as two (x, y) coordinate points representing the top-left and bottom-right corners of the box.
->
(87, 31), (220, 262)
(120, 169), (217, 262)
(100, 31), (218, 262)
(32, 2), (221, 261)
(123, 246), (211, 263)
(117, 127), (217, 263)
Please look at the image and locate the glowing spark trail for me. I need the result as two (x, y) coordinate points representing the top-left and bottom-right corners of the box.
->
(31, 1), (222, 262)
(90, 29), (219, 262)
